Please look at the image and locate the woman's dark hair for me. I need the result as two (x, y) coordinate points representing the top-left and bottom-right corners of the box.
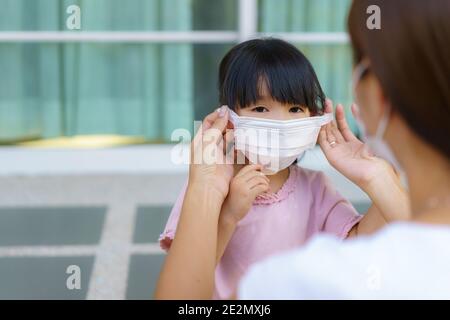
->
(348, 0), (450, 159)
(218, 38), (325, 115)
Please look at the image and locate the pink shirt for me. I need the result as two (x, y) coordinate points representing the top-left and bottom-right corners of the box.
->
(159, 165), (363, 299)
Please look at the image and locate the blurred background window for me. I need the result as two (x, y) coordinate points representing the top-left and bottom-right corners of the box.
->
(0, 0), (355, 145)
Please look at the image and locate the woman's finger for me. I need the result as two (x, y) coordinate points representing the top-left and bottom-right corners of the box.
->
(191, 106), (230, 164)
(336, 104), (358, 142)
(323, 100), (340, 146)
(330, 125), (345, 144)
(223, 129), (235, 164)
(191, 122), (206, 164)
(351, 103), (360, 119)
(216, 128), (231, 165)
(330, 118), (345, 144)
(194, 107), (225, 148)
(318, 127), (332, 152)
(211, 106), (229, 129)
(202, 107), (221, 131)
(201, 106), (230, 148)
(202, 105), (228, 130)
(325, 122), (338, 148)
(324, 98), (333, 114)
(324, 100), (344, 144)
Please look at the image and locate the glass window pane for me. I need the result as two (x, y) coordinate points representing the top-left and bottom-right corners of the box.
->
(258, 0), (351, 32)
(0, 42), (233, 143)
(0, 0), (237, 31)
(193, 43), (234, 121)
(296, 43), (357, 132)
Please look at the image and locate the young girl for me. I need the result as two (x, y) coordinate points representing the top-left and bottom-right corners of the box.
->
(159, 38), (363, 299)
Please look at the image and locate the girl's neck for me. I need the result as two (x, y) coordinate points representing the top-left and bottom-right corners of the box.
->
(233, 164), (291, 194)
(266, 167), (290, 193)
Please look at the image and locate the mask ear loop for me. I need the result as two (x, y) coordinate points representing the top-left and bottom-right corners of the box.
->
(374, 106), (391, 140)
(354, 60), (391, 141)
(351, 60), (371, 94)
(352, 61), (390, 140)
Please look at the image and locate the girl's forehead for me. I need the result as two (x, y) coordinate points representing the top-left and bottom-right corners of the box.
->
(255, 79), (297, 106)
(253, 97), (297, 108)
(255, 82), (276, 102)
(254, 96), (280, 105)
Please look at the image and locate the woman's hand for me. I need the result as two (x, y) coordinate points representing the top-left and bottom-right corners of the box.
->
(155, 106), (236, 300)
(189, 105), (234, 201)
(319, 99), (410, 227)
(318, 99), (395, 192)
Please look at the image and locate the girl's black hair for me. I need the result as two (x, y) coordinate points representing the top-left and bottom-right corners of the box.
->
(218, 38), (326, 115)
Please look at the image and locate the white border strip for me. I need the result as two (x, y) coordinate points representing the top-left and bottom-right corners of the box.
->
(130, 243), (164, 255)
(0, 145), (189, 176)
(0, 31), (239, 43)
(0, 244), (163, 258)
(0, 31), (349, 44)
(0, 245), (98, 257)
(263, 32), (349, 44)
(87, 202), (137, 299)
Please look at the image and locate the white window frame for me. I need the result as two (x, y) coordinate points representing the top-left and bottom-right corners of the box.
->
(0, 0), (348, 44)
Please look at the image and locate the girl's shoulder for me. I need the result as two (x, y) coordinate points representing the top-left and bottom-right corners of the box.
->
(289, 165), (331, 189)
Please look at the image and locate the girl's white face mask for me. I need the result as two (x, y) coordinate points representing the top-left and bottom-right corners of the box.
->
(229, 109), (333, 174)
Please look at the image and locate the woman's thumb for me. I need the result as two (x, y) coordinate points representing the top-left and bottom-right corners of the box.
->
(209, 106), (229, 143)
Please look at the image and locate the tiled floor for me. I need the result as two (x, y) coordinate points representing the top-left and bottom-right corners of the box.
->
(0, 173), (370, 299)
(0, 207), (106, 246)
(133, 206), (172, 244)
(126, 254), (166, 300)
(0, 256), (94, 299)
(0, 174), (185, 300)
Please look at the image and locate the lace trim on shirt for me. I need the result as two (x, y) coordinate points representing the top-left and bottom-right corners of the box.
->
(253, 165), (299, 205)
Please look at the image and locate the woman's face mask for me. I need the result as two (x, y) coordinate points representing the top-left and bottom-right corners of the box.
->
(229, 109), (333, 174)
(352, 61), (404, 175)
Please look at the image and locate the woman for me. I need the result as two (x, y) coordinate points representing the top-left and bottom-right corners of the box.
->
(155, 0), (450, 299)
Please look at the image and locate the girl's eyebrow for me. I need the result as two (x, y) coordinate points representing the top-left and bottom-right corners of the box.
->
(287, 104), (306, 108)
(253, 101), (270, 107)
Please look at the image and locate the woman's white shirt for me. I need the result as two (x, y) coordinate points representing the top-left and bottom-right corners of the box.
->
(238, 222), (450, 299)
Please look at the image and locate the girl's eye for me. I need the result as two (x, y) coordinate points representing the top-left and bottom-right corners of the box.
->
(289, 106), (305, 113)
(251, 106), (269, 113)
